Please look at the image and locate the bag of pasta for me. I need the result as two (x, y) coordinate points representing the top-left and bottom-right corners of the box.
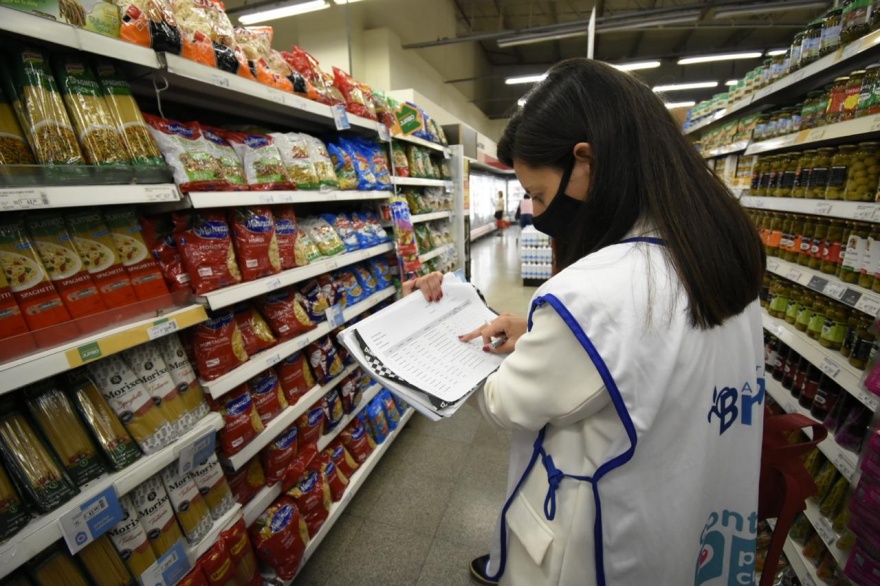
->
(145, 115), (227, 192)
(332, 66), (375, 120)
(132, 474), (186, 558)
(271, 132), (319, 190)
(222, 131), (296, 191)
(153, 333), (210, 424)
(26, 543), (91, 586)
(390, 141), (408, 177)
(188, 452), (234, 520)
(0, 461), (32, 542)
(191, 309), (248, 381)
(178, 565), (210, 586)
(262, 424), (298, 486)
(321, 387), (344, 434)
(297, 279), (331, 323)
(160, 462), (213, 545)
(327, 142), (358, 190)
(319, 451), (348, 502)
(316, 273), (341, 307)
(222, 518), (262, 586)
(247, 367), (288, 425)
(0, 76), (34, 165)
(232, 302), (276, 355)
(140, 213), (191, 292)
(281, 45), (343, 106)
(254, 288), (315, 340)
(297, 405), (324, 447)
(199, 535), (235, 586)
(360, 139), (392, 190)
(273, 205), (321, 269)
(338, 138), (377, 190)
(204, 1), (255, 81)
(339, 417), (374, 465)
(212, 385), (264, 457)
(285, 446), (331, 537)
(306, 336), (344, 384)
(173, 209), (242, 295)
(78, 534), (135, 586)
(169, 0), (217, 68)
(115, 0), (182, 52)
(229, 206), (282, 281)
(276, 351), (316, 405)
(299, 216), (345, 257)
(299, 133), (339, 188)
(324, 439), (359, 479)
(333, 268), (365, 306)
(250, 496), (309, 580)
(107, 494), (158, 579)
(198, 124), (247, 188)
(227, 456), (265, 505)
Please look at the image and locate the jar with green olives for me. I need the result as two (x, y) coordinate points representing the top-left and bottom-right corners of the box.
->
(840, 221), (870, 282)
(807, 297), (828, 340)
(849, 313), (876, 369)
(773, 154), (798, 197)
(843, 71), (866, 120)
(791, 150), (815, 197)
(750, 157), (765, 192)
(785, 216), (805, 263)
(801, 91), (823, 129)
(754, 114), (771, 141)
(802, 20), (824, 66)
(826, 145), (857, 200)
(785, 287), (802, 324)
(821, 7), (845, 55)
(790, 32), (806, 70)
(827, 77), (850, 124)
(856, 65), (880, 117)
(841, 309), (861, 357)
(753, 157), (771, 196)
(780, 215), (794, 256)
(809, 219), (829, 269)
(820, 302), (850, 350)
(768, 279), (790, 319)
(821, 219), (846, 273)
(844, 142), (880, 201)
(872, 0), (880, 31)
(799, 216), (818, 265)
(796, 291), (815, 331)
(807, 148), (835, 198)
(842, 0), (872, 43)
(862, 226), (880, 289)
(767, 213), (784, 256)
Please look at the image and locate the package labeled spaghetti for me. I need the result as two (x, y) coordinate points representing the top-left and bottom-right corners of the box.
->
(254, 288), (315, 340)
(270, 132), (319, 190)
(25, 213), (106, 320)
(0, 72), (34, 165)
(273, 205), (321, 269)
(232, 302), (276, 356)
(222, 131), (296, 191)
(198, 125), (247, 188)
(191, 309), (248, 381)
(188, 453), (235, 520)
(65, 210), (139, 310)
(0, 461), (31, 542)
(154, 333), (210, 423)
(324, 440), (358, 480)
(78, 534), (135, 586)
(299, 133), (338, 188)
(0, 268), (30, 353)
(65, 369), (142, 471)
(247, 368), (288, 425)
(103, 208), (169, 302)
(144, 115), (227, 192)
(228, 457), (265, 505)
(297, 405), (324, 447)
(277, 351), (316, 404)
(26, 544), (90, 586)
(86, 355), (176, 455)
(25, 379), (107, 486)
(107, 494), (157, 579)
(222, 518), (262, 586)
(230, 207), (281, 281)
(159, 462), (212, 545)
(212, 385), (264, 456)
(132, 474), (185, 558)
(122, 343), (187, 437)
(0, 408), (78, 513)
(262, 424), (298, 486)
(249, 496), (309, 580)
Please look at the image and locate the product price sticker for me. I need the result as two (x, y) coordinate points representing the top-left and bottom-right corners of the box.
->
(858, 390), (879, 411)
(833, 451), (858, 484)
(872, 207), (880, 223)
(808, 275), (829, 293)
(211, 75), (230, 88)
(815, 515), (838, 548)
(443, 149), (452, 160)
(854, 204), (876, 221)
(820, 357), (842, 379)
(295, 335), (311, 350)
(268, 90), (286, 105)
(59, 486), (123, 554)
(787, 267), (804, 283)
(266, 352), (282, 367)
(177, 430), (216, 475)
(870, 116), (880, 134)
(855, 295), (880, 316)
(148, 318), (179, 341)
(0, 188), (50, 210)
(139, 540), (191, 586)
(813, 202), (833, 216)
(377, 123), (391, 142)
(766, 258), (780, 272)
(327, 303), (345, 328)
(824, 282), (847, 300)
(278, 193), (294, 203)
(258, 193), (275, 205)
(784, 401), (797, 414)
(838, 41), (863, 62)
(331, 104), (351, 131)
(842, 288), (862, 307)
(807, 128), (827, 143)
(145, 186), (179, 202)
(265, 277), (283, 292)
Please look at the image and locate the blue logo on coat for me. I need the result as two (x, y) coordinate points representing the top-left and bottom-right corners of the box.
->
(708, 374), (764, 436)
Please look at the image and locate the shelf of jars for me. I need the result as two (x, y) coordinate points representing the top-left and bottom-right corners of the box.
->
(744, 112), (880, 156)
(783, 535), (821, 586)
(802, 499), (853, 570)
(741, 196), (880, 222)
(700, 140), (751, 159)
(766, 256), (880, 318)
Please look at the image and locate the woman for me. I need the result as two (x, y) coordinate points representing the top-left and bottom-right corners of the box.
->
(409, 58), (765, 586)
(495, 190), (506, 236)
(518, 194), (533, 228)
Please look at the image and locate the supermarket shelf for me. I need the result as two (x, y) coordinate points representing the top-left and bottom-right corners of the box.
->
(802, 499), (852, 570)
(186, 504), (242, 563)
(393, 134), (451, 155)
(701, 140), (750, 159)
(766, 256), (880, 318)
(0, 304), (208, 395)
(762, 312), (879, 411)
(419, 243), (454, 263)
(220, 363), (359, 472)
(391, 177), (451, 188)
(0, 412), (224, 580)
(783, 535), (820, 586)
(185, 189), (391, 208)
(201, 287), (395, 398)
(196, 244), (394, 310)
(413, 210), (453, 223)
(470, 222), (497, 240)
(765, 377), (861, 485)
(242, 483), (282, 528)
(317, 384), (382, 452)
(466, 158), (516, 175)
(740, 196), (880, 222)
(0, 183), (180, 211)
(746, 113), (880, 156)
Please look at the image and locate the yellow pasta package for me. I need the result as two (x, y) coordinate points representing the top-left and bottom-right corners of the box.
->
(27, 545), (90, 586)
(25, 379), (108, 487)
(154, 333), (209, 425)
(107, 494), (157, 579)
(77, 534), (135, 586)
(131, 474), (185, 558)
(0, 460), (31, 543)
(188, 453), (235, 521)
(122, 343), (187, 436)
(86, 355), (176, 455)
(159, 462), (212, 545)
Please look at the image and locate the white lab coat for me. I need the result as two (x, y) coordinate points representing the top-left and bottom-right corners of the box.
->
(480, 238), (764, 586)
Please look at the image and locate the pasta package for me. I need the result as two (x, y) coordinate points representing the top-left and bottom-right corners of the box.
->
(0, 258), (33, 354)
(65, 369), (142, 471)
(365, 398), (390, 444)
(249, 496), (308, 580)
(254, 288), (315, 340)
(322, 388), (343, 434)
(273, 205), (320, 269)
(0, 76), (35, 164)
(281, 45), (343, 106)
(107, 494), (157, 579)
(51, 55), (128, 166)
(154, 334), (209, 421)
(26, 545), (90, 586)
(324, 440), (358, 480)
(132, 474), (185, 558)
(333, 268), (365, 306)
(299, 217), (345, 257)
(0, 409), (79, 513)
(0, 460), (31, 542)
(247, 368), (288, 425)
(227, 457), (265, 505)
(139, 213), (190, 292)
(327, 143), (358, 190)
(306, 336), (343, 384)
(178, 565), (210, 586)
(213, 385), (264, 456)
(191, 309), (248, 381)
(332, 66), (376, 121)
(232, 302), (276, 356)
(78, 535), (135, 586)
(222, 131), (296, 191)
(93, 61), (163, 167)
(319, 452), (348, 502)
(170, 0), (218, 68)
(320, 212), (359, 252)
(296, 405), (323, 447)
(229, 207), (281, 281)
(338, 371), (358, 414)
(173, 210), (242, 295)
(103, 208), (170, 302)
(198, 124), (246, 188)
(297, 279), (330, 323)
(299, 133), (338, 188)
(339, 418), (374, 464)
(159, 462), (212, 545)
(222, 518), (262, 586)
(285, 457), (331, 536)
(262, 424), (298, 486)
(277, 351), (316, 405)
(270, 132), (319, 190)
(144, 115), (226, 192)
(86, 355), (176, 455)
(25, 379), (108, 486)
(199, 537), (235, 586)
(65, 210), (139, 311)
(6, 46), (84, 165)
(122, 344), (187, 436)
(188, 453), (235, 520)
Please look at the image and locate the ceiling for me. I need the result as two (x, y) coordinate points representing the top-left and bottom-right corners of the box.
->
(405, 0), (833, 119)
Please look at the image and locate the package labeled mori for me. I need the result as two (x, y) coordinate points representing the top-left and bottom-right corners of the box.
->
(107, 494), (158, 579)
(154, 333), (210, 423)
(188, 452), (235, 521)
(122, 343), (188, 436)
(132, 473), (185, 558)
(159, 462), (213, 545)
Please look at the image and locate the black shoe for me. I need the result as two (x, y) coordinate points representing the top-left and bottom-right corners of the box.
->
(469, 554), (498, 585)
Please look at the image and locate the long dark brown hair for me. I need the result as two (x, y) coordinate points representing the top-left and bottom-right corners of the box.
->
(498, 58), (764, 329)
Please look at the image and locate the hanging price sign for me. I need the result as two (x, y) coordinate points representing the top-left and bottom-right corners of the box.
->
(331, 104), (351, 130)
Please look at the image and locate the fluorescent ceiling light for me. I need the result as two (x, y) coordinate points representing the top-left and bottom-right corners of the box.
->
(713, 1), (828, 19)
(725, 79), (739, 86)
(498, 30), (585, 48)
(678, 52), (763, 65)
(238, 0), (328, 23)
(517, 98), (527, 106)
(653, 81), (718, 92)
(600, 11), (701, 33)
(765, 48), (787, 56)
(505, 74), (547, 85)
(666, 101), (696, 109)
(613, 60), (662, 71)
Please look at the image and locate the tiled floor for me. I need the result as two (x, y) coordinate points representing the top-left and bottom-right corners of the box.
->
(295, 227), (535, 585)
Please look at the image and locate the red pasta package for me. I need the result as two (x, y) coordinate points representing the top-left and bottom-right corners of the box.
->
(228, 457), (266, 505)
(246, 368), (288, 425)
(285, 445), (331, 537)
(306, 336), (344, 384)
(324, 440), (359, 479)
(178, 564), (210, 586)
(338, 370), (359, 414)
(282, 45), (344, 106)
(281, 441), (315, 493)
(192, 309), (248, 381)
(297, 279), (331, 323)
(322, 388), (344, 434)
(211, 385), (264, 456)
(273, 205), (320, 270)
(222, 518), (263, 586)
(277, 352), (316, 404)
(173, 210), (242, 295)
(232, 302), (276, 356)
(254, 288), (315, 340)
(297, 404), (324, 447)
(249, 496), (309, 581)
(199, 536), (236, 586)
(316, 273), (341, 307)
(332, 67), (377, 120)
(319, 451), (349, 502)
(229, 207), (282, 281)
(140, 213), (191, 292)
(262, 424), (298, 486)
(339, 418), (375, 465)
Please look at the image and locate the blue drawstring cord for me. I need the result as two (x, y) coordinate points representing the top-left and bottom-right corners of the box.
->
(541, 452), (564, 521)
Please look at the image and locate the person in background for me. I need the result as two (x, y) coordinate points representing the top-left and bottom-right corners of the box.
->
(518, 194), (533, 228)
(408, 57), (765, 586)
(495, 190), (505, 236)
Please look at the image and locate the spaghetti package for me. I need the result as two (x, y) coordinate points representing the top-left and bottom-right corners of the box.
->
(327, 142), (358, 190)
(159, 462), (213, 545)
(229, 206), (281, 281)
(222, 518), (262, 586)
(299, 216), (345, 257)
(132, 474), (185, 558)
(154, 333), (210, 423)
(222, 131), (296, 191)
(262, 425), (298, 485)
(0, 461), (31, 542)
(103, 208), (170, 302)
(320, 212), (359, 252)
(213, 385), (264, 457)
(249, 496), (309, 580)
(273, 205), (320, 269)
(144, 115), (227, 192)
(276, 351), (316, 404)
(107, 494), (158, 579)
(0, 268), (30, 355)
(198, 125), (247, 188)
(339, 418), (374, 465)
(26, 545), (90, 586)
(65, 369), (142, 471)
(270, 132), (319, 190)
(122, 344), (187, 436)
(0, 408), (78, 513)
(173, 209), (242, 295)
(324, 440), (359, 479)
(319, 451), (348, 502)
(306, 336), (344, 384)
(297, 405), (324, 447)
(191, 309), (248, 381)
(188, 453), (235, 520)
(140, 213), (190, 292)
(228, 457), (265, 505)
(297, 279), (330, 323)
(246, 368), (288, 425)
(0, 71), (35, 165)
(87, 355), (176, 455)
(299, 133), (338, 188)
(332, 67), (376, 120)
(78, 535), (134, 586)
(25, 379), (107, 486)
(254, 288), (315, 340)
(232, 302), (276, 356)
(199, 536), (235, 586)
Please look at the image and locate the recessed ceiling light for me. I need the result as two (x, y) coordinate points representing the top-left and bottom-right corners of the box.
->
(677, 52), (764, 65)
(653, 81), (719, 92)
(505, 74), (547, 85)
(238, 0), (329, 24)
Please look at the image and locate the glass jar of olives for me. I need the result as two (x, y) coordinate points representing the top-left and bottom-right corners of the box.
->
(827, 77), (851, 124)
(856, 65), (880, 117)
(768, 279), (790, 319)
(821, 219), (846, 273)
(844, 142), (880, 201)
(842, 0), (872, 43)
(807, 148), (835, 198)
(849, 313), (876, 369)
(872, 0), (880, 31)
(785, 287), (802, 324)
(799, 216), (818, 265)
(810, 219), (829, 269)
(840, 221), (870, 282)
(786, 215), (805, 263)
(863, 226), (880, 289)
(820, 302), (850, 350)
(826, 145), (857, 200)
(796, 291), (815, 331)
(792, 150), (815, 198)
(790, 32), (806, 70)
(801, 20), (824, 66)
(773, 154), (798, 197)
(801, 91), (823, 129)
(767, 213), (784, 256)
(843, 71), (866, 120)
(821, 7), (845, 56)
(807, 297), (828, 340)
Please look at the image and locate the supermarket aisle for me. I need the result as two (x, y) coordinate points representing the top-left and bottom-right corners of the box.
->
(296, 229), (536, 585)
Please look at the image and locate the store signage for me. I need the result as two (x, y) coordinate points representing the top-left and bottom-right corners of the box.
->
(139, 540), (191, 586)
(177, 430), (217, 476)
(59, 486), (123, 554)
(331, 104), (351, 130)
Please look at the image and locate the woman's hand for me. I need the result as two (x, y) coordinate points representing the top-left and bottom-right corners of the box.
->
(401, 271), (444, 302)
(459, 313), (527, 354)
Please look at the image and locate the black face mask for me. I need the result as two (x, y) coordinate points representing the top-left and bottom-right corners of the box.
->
(532, 159), (583, 241)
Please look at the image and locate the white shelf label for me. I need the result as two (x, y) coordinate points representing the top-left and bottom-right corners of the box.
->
(266, 352), (282, 367)
(872, 207), (880, 223)
(0, 188), (49, 210)
(855, 295), (880, 316)
(871, 117), (880, 134)
(211, 75), (230, 88)
(839, 41), (862, 62)
(813, 202), (833, 215)
(59, 486), (123, 554)
(833, 451), (858, 483)
(824, 282), (847, 300)
(807, 128), (827, 142)
(147, 318), (179, 341)
(377, 123), (391, 142)
(787, 267), (805, 283)
(784, 401), (797, 414)
(139, 540), (191, 586)
(258, 193), (274, 204)
(858, 390), (879, 410)
(177, 431), (216, 476)
(815, 516), (838, 549)
(325, 260), (339, 271)
(266, 277), (283, 292)
(268, 90), (286, 105)
(295, 336), (310, 350)
(767, 258), (780, 272)
(331, 104), (351, 130)
(749, 198), (765, 208)
(326, 303), (345, 328)
(278, 193), (294, 203)
(820, 357), (842, 379)
(145, 186), (179, 202)
(854, 204), (877, 221)
(443, 149), (452, 160)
